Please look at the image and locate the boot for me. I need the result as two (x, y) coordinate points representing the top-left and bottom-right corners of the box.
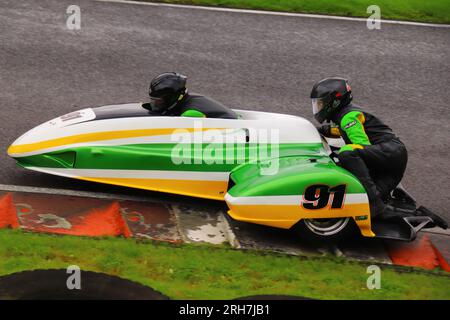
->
(358, 177), (386, 218)
(376, 204), (415, 221)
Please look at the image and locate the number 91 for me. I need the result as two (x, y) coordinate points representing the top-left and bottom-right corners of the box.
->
(302, 184), (346, 210)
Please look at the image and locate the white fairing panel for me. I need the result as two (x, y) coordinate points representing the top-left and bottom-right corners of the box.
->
(9, 103), (323, 157)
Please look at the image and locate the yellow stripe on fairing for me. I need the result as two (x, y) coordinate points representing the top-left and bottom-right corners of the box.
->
(8, 127), (226, 154)
(226, 202), (374, 236)
(77, 176), (228, 201)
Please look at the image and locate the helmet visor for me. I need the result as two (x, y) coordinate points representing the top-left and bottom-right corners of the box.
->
(149, 89), (180, 112)
(312, 98), (325, 115)
(149, 96), (168, 112)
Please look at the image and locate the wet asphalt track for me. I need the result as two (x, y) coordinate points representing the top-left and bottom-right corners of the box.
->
(0, 0), (449, 220)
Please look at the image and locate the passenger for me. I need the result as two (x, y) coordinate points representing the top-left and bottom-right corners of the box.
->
(310, 78), (415, 222)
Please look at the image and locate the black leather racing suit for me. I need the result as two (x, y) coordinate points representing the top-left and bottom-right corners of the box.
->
(330, 103), (408, 217)
(166, 93), (238, 119)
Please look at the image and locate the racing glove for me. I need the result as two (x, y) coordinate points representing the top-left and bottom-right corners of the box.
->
(317, 124), (341, 138)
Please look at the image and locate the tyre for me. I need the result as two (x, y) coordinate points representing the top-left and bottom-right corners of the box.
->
(294, 217), (357, 243)
(0, 269), (169, 300)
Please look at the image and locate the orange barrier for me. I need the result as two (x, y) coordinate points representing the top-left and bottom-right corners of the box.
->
(431, 242), (450, 272)
(1, 191), (180, 240)
(0, 193), (19, 229)
(387, 235), (440, 270)
(30, 201), (132, 238)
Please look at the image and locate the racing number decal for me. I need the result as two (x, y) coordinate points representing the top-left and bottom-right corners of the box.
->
(302, 184), (346, 209)
(302, 185), (329, 209)
(328, 184), (346, 208)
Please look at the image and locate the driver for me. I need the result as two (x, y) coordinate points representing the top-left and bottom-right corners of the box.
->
(143, 72), (238, 119)
(310, 77), (411, 222)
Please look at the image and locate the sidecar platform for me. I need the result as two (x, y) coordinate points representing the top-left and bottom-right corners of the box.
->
(372, 216), (434, 242)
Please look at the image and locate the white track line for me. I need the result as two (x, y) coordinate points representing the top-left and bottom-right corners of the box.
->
(95, 0), (450, 28)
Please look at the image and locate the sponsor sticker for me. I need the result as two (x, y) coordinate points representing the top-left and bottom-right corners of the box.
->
(344, 120), (357, 129)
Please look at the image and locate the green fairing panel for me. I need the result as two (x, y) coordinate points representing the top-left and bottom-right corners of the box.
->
(228, 155), (366, 197)
(16, 143), (325, 172)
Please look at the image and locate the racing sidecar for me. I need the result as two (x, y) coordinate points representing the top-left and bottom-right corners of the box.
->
(7, 103), (446, 242)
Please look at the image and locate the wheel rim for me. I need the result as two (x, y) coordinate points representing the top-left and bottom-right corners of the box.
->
(303, 218), (350, 236)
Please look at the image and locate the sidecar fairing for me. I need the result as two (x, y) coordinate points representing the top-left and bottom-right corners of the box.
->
(8, 103), (444, 242)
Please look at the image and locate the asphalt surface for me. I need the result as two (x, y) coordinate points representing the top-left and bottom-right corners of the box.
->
(1, 0), (449, 220)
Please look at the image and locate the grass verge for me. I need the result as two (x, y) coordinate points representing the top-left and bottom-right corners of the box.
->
(143, 0), (450, 24)
(0, 229), (449, 299)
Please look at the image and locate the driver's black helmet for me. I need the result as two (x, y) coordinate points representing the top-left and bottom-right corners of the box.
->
(148, 72), (187, 113)
(310, 77), (352, 123)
